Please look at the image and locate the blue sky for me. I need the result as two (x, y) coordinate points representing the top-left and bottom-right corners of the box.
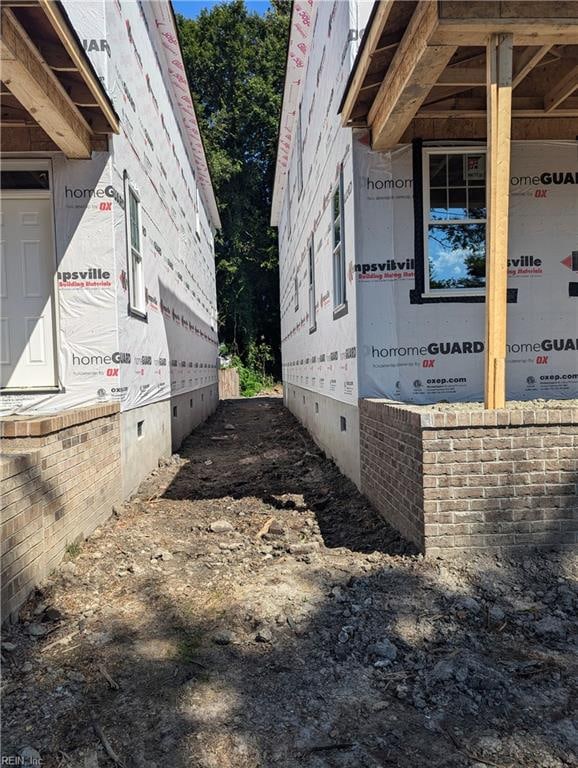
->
(173, 1), (270, 17)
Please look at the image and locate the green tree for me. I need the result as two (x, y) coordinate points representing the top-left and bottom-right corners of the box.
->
(176, 0), (290, 377)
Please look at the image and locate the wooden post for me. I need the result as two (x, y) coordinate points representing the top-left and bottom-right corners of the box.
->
(484, 33), (513, 410)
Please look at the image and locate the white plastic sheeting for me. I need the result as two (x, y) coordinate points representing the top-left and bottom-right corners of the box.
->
(279, 0), (363, 407)
(276, 0), (577, 407)
(270, 0), (316, 226)
(0, 0), (218, 415)
(354, 137), (578, 402)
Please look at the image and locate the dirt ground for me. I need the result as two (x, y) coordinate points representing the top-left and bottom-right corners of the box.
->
(2, 396), (577, 768)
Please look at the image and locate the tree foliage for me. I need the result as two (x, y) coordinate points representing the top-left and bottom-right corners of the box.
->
(176, 0), (290, 376)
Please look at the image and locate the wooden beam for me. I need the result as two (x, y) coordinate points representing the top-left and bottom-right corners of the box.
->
(56, 73), (99, 105)
(0, 123), (107, 152)
(370, 40), (399, 56)
(432, 22), (578, 46)
(544, 61), (578, 109)
(33, 37), (77, 70)
(423, 86), (483, 106)
(368, 1), (457, 150)
(0, 8), (92, 157)
(485, 33), (513, 410)
(512, 45), (552, 88)
(340, 1), (396, 124)
(37, 0), (119, 133)
(84, 111), (115, 134)
(439, 1), (578, 20)
(359, 71), (387, 92)
(401, 115), (578, 141)
(0, 124), (59, 151)
(417, 95), (578, 116)
(437, 67), (485, 85)
(416, 108), (578, 117)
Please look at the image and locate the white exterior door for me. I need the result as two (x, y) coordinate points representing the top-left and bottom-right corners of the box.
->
(0, 196), (57, 389)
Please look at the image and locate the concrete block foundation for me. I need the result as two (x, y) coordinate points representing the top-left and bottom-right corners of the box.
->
(285, 383), (360, 488)
(121, 384), (219, 498)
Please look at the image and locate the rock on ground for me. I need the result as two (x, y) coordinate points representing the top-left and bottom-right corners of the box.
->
(1, 396), (576, 768)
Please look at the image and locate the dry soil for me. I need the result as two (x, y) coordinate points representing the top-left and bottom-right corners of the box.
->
(1, 396), (577, 768)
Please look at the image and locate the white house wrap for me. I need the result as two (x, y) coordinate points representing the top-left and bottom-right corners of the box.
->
(1, 0), (220, 494)
(355, 138), (578, 404)
(273, 0), (578, 489)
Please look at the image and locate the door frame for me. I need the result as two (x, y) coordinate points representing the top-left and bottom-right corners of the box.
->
(1, 158), (61, 392)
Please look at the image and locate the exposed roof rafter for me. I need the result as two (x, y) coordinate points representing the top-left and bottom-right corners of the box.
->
(0, 7), (92, 158)
(339, 0), (578, 146)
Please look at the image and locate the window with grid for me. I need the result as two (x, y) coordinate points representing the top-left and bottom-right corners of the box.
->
(195, 187), (201, 237)
(125, 177), (146, 314)
(332, 166), (346, 312)
(308, 236), (316, 332)
(424, 148), (487, 293)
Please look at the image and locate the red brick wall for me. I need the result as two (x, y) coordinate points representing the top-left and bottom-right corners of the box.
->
(360, 400), (578, 555)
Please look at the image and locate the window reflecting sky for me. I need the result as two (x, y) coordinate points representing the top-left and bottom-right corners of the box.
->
(428, 224), (486, 289)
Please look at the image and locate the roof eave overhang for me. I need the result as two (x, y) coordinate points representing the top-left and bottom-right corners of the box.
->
(340, 0), (578, 152)
(41, 0), (120, 134)
(0, 0), (119, 158)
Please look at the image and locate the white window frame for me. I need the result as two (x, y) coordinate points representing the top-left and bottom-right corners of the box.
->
(124, 173), (146, 316)
(308, 235), (316, 333)
(422, 146), (487, 298)
(332, 165), (347, 316)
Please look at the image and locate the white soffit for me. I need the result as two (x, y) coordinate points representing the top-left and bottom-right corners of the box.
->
(270, 0), (317, 227)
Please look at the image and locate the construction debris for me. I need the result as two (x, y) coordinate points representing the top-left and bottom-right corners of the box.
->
(1, 398), (576, 768)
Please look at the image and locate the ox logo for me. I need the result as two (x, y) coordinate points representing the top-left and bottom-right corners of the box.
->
(106, 368), (119, 377)
(422, 359), (435, 368)
(536, 356), (549, 365)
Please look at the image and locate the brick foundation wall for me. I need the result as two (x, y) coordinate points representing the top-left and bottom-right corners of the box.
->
(1, 404), (121, 622)
(360, 401), (425, 549)
(360, 400), (578, 555)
